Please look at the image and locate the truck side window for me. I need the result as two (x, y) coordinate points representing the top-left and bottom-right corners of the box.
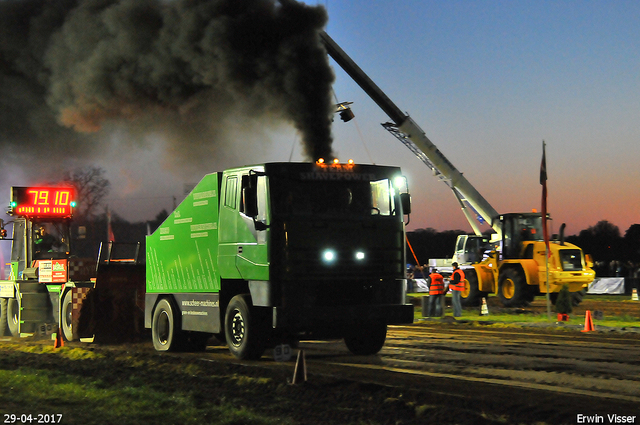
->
(225, 177), (238, 209)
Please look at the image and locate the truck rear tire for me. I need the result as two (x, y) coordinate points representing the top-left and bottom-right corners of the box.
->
(224, 295), (267, 360)
(344, 323), (387, 355)
(152, 298), (183, 352)
(460, 270), (484, 307)
(7, 297), (20, 336)
(0, 298), (8, 336)
(61, 290), (74, 341)
(498, 268), (527, 307)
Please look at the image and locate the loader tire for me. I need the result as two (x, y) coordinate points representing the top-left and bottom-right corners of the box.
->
(0, 298), (8, 337)
(460, 269), (484, 307)
(344, 323), (387, 356)
(7, 297), (20, 336)
(498, 268), (528, 307)
(152, 298), (184, 352)
(225, 295), (267, 360)
(61, 290), (74, 341)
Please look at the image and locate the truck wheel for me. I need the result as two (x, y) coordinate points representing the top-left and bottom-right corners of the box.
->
(344, 323), (387, 355)
(0, 299), (8, 337)
(152, 298), (183, 352)
(498, 268), (527, 307)
(7, 297), (20, 336)
(61, 290), (74, 341)
(224, 295), (266, 360)
(460, 270), (483, 307)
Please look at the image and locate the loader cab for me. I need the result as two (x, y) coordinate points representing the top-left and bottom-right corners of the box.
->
(500, 213), (545, 259)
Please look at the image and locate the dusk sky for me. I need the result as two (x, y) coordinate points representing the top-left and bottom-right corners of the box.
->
(308, 0), (640, 235)
(1, 0), (638, 237)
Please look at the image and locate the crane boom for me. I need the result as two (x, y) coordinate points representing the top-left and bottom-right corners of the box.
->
(320, 31), (500, 235)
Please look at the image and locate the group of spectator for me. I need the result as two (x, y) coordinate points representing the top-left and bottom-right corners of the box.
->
(407, 263), (464, 318)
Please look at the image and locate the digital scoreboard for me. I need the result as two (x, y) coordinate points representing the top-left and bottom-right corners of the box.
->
(10, 186), (76, 218)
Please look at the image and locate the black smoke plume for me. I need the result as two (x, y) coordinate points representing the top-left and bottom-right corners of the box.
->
(0, 0), (335, 173)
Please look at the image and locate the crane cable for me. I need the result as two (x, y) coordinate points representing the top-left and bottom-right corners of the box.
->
(406, 235), (420, 266)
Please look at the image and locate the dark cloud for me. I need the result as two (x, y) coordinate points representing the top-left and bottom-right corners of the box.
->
(0, 0), (335, 177)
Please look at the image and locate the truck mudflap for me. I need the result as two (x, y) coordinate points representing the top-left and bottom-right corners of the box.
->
(272, 303), (414, 332)
(76, 263), (146, 342)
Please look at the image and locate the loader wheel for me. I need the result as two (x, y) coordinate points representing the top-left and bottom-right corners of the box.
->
(61, 291), (74, 341)
(152, 298), (183, 352)
(7, 297), (20, 336)
(460, 270), (484, 307)
(344, 323), (387, 356)
(0, 299), (8, 337)
(224, 295), (267, 360)
(498, 268), (527, 307)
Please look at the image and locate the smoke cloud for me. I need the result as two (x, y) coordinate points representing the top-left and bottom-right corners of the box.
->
(0, 0), (335, 176)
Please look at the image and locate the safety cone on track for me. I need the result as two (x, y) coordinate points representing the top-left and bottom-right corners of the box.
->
(581, 310), (595, 332)
(290, 349), (307, 385)
(480, 297), (489, 316)
(632, 288), (639, 301)
(53, 327), (64, 349)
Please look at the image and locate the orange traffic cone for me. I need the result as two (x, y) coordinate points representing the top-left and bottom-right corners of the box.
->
(290, 349), (307, 385)
(632, 288), (639, 301)
(53, 327), (64, 349)
(581, 310), (595, 332)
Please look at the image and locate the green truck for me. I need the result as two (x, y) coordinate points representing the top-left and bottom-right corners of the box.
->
(145, 161), (414, 359)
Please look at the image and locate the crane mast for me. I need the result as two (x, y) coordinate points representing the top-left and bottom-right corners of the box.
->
(320, 31), (500, 236)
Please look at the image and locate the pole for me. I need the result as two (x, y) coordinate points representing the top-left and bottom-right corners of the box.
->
(545, 245), (551, 320)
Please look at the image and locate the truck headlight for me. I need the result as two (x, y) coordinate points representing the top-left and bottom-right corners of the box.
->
(322, 250), (336, 263)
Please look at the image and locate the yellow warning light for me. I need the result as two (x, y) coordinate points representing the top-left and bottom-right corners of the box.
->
(532, 208), (538, 213)
(317, 158), (325, 164)
(347, 159), (354, 164)
(333, 158), (339, 164)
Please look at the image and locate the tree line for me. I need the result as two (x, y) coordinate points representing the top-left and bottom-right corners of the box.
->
(406, 221), (640, 278)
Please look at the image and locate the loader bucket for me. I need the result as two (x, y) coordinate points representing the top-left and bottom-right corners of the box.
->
(76, 263), (146, 343)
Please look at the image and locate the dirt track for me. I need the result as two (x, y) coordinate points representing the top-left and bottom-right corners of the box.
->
(1, 299), (639, 424)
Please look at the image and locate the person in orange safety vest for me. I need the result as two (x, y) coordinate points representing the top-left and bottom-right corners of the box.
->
(427, 268), (445, 317)
(449, 262), (465, 317)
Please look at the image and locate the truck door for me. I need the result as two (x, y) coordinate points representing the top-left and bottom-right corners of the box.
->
(218, 171), (269, 280)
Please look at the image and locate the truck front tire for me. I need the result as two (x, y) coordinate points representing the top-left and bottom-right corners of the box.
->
(224, 295), (267, 360)
(344, 323), (387, 355)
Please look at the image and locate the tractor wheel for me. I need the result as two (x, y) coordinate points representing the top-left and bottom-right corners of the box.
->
(0, 298), (8, 337)
(460, 269), (484, 307)
(152, 298), (184, 352)
(224, 295), (267, 360)
(7, 297), (20, 336)
(61, 290), (74, 341)
(344, 323), (387, 356)
(498, 268), (528, 307)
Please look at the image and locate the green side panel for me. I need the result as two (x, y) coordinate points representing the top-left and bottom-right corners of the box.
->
(146, 173), (222, 294)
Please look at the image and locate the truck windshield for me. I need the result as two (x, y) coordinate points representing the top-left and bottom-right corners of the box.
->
(271, 177), (396, 218)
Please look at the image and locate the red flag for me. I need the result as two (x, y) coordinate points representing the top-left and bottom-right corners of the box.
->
(540, 141), (550, 256)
